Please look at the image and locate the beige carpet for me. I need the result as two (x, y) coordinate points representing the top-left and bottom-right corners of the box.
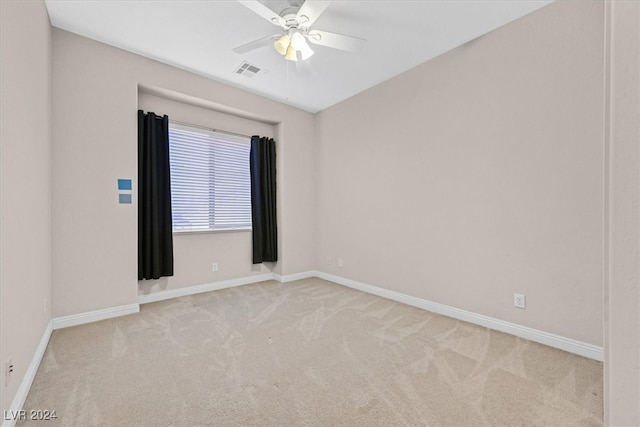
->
(19, 278), (602, 426)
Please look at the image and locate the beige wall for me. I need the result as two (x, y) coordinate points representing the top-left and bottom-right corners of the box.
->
(0, 0), (52, 412)
(605, 0), (640, 424)
(52, 29), (315, 316)
(315, 0), (604, 346)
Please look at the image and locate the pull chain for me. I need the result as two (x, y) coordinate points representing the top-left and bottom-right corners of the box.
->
(286, 57), (290, 101)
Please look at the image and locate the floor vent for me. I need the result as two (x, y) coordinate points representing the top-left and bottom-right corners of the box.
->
(235, 61), (262, 78)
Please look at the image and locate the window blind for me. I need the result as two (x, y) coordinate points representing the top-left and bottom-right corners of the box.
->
(168, 123), (252, 232)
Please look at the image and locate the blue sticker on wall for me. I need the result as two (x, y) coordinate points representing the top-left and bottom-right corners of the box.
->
(118, 179), (132, 190)
(119, 193), (132, 204)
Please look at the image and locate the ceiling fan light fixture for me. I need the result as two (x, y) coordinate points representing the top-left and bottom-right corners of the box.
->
(290, 32), (305, 50)
(274, 34), (290, 55)
(285, 44), (298, 61)
(290, 32), (313, 60)
(298, 43), (314, 60)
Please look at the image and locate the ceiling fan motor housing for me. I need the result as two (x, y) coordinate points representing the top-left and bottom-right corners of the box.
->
(277, 7), (310, 31)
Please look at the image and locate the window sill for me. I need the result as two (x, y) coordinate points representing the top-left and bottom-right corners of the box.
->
(173, 227), (251, 236)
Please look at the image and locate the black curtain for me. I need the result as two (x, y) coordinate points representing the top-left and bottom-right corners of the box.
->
(138, 110), (174, 280)
(250, 136), (278, 264)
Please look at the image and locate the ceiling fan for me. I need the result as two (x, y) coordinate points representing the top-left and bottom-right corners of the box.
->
(233, 0), (366, 62)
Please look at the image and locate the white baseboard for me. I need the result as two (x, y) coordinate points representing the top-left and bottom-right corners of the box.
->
(315, 271), (604, 362)
(137, 273), (275, 304)
(273, 271), (316, 283)
(52, 303), (140, 330)
(58, 270), (600, 361)
(2, 321), (53, 427)
(137, 271), (316, 305)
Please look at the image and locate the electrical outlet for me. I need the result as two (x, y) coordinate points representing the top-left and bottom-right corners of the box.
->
(338, 258), (343, 268)
(43, 298), (47, 316)
(5, 358), (13, 386)
(327, 256), (332, 265)
(212, 263), (219, 272)
(514, 293), (526, 309)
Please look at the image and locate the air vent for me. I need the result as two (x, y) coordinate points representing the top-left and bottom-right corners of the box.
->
(235, 61), (262, 78)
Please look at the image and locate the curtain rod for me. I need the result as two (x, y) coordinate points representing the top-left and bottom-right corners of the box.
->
(169, 119), (253, 139)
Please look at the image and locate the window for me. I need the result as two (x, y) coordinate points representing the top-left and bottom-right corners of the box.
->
(168, 123), (251, 232)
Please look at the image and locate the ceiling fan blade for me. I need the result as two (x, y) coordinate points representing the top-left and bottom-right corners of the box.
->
(296, 1), (331, 27)
(238, 1), (286, 28)
(233, 34), (280, 54)
(307, 30), (366, 52)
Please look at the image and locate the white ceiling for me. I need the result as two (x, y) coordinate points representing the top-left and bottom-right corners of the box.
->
(45, 0), (552, 113)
